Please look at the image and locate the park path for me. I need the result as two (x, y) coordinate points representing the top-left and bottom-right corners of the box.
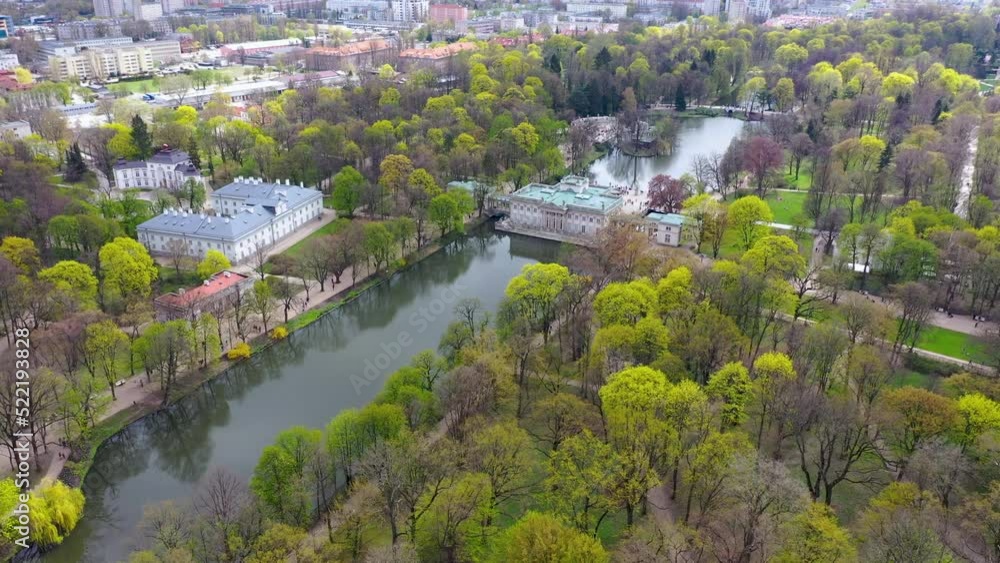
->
(955, 127), (979, 218)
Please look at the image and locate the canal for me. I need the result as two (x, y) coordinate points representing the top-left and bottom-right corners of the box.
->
(51, 226), (561, 563)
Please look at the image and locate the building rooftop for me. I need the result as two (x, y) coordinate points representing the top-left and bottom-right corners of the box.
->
(646, 212), (688, 226)
(139, 207), (274, 240)
(399, 41), (477, 60)
(214, 177), (321, 213)
(512, 175), (622, 214)
(307, 39), (390, 57)
(155, 269), (249, 309)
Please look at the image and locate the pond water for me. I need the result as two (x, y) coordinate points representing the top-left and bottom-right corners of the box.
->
(49, 226), (560, 563)
(588, 116), (750, 191)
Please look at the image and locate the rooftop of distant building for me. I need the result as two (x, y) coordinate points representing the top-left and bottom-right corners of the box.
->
(155, 270), (249, 309)
(646, 211), (688, 226)
(513, 175), (623, 214)
(307, 39), (390, 56)
(400, 41), (477, 60)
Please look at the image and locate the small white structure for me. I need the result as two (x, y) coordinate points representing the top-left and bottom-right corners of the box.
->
(137, 177), (323, 263)
(113, 148), (205, 190)
(645, 212), (689, 247)
(0, 120), (31, 140)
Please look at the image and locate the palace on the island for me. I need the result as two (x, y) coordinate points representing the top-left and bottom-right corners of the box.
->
(501, 175), (624, 241)
(137, 177), (323, 263)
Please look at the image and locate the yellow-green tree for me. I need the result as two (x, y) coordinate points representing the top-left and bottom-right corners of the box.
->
(196, 249), (231, 280)
(27, 480), (86, 547)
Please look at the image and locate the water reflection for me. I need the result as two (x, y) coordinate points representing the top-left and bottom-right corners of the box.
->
(588, 116), (751, 190)
(50, 224), (558, 563)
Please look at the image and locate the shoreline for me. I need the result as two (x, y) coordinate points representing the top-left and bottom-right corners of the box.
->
(52, 216), (490, 489)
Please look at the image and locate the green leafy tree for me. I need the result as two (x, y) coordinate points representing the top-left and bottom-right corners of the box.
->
(99, 237), (159, 303)
(27, 480), (86, 547)
(774, 503), (857, 563)
(490, 511), (609, 563)
(38, 261), (99, 310)
(504, 263), (572, 341)
(706, 362), (753, 428)
(196, 250), (231, 280)
(331, 165), (365, 218)
(728, 196), (774, 250)
(84, 320), (129, 399)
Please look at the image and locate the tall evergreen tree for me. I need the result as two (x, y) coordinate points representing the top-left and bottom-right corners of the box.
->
(187, 137), (201, 169)
(675, 85), (687, 112)
(131, 115), (152, 159)
(64, 142), (88, 183)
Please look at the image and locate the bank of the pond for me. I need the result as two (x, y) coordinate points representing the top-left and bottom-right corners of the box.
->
(49, 220), (559, 563)
(62, 217), (489, 484)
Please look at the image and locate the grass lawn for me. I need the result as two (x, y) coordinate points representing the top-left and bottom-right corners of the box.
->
(765, 191), (810, 226)
(783, 166), (813, 191)
(890, 370), (935, 390)
(156, 264), (201, 294)
(914, 325), (988, 363)
(281, 218), (350, 258)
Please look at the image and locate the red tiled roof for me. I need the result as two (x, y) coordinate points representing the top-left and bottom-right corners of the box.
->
(399, 42), (477, 60)
(307, 40), (389, 57)
(156, 270), (248, 308)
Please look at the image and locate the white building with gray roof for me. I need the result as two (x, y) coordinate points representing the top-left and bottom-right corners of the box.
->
(113, 147), (206, 191)
(137, 176), (323, 263)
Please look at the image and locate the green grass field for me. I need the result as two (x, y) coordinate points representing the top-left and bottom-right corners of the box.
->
(281, 218), (350, 258)
(765, 191), (810, 226)
(783, 167), (813, 191)
(915, 325), (988, 363)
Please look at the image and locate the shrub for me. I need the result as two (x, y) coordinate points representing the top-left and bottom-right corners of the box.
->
(227, 342), (251, 360)
(270, 327), (288, 340)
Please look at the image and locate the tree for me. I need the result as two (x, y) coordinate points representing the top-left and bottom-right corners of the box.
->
(428, 193), (461, 238)
(883, 387), (957, 479)
(0, 237), (40, 274)
(84, 320), (128, 399)
(891, 282), (933, 357)
(415, 472), (493, 562)
(196, 249), (231, 280)
(331, 166), (364, 218)
(545, 430), (618, 537)
(648, 175), (688, 213)
(490, 512), (609, 563)
(774, 503), (856, 563)
(706, 362), (753, 428)
(64, 142), (89, 182)
(469, 421), (533, 517)
(363, 222), (394, 273)
(742, 136), (783, 196)
(528, 392), (598, 452)
(504, 263), (572, 341)
(99, 237), (158, 304)
(27, 479), (86, 547)
(251, 279), (275, 335)
(301, 235), (334, 292)
(728, 196), (774, 250)
(131, 115), (152, 160)
(674, 85), (687, 111)
(38, 261), (99, 310)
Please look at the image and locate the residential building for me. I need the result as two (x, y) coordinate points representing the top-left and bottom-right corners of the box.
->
(112, 147), (206, 190)
(645, 212), (688, 246)
(154, 270), (252, 321)
(0, 51), (18, 70)
(429, 3), (468, 24)
(566, 2), (629, 17)
(49, 45), (154, 80)
(134, 1), (164, 20)
(727, 0), (747, 22)
(0, 15), (14, 39)
(39, 37), (134, 58)
(304, 39), (393, 71)
(390, 0), (429, 21)
(138, 39), (182, 63)
(94, 0), (128, 17)
(398, 41), (476, 70)
(160, 0), (186, 13)
(137, 177), (324, 263)
(503, 175), (623, 241)
(55, 20), (125, 41)
(0, 120), (31, 140)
